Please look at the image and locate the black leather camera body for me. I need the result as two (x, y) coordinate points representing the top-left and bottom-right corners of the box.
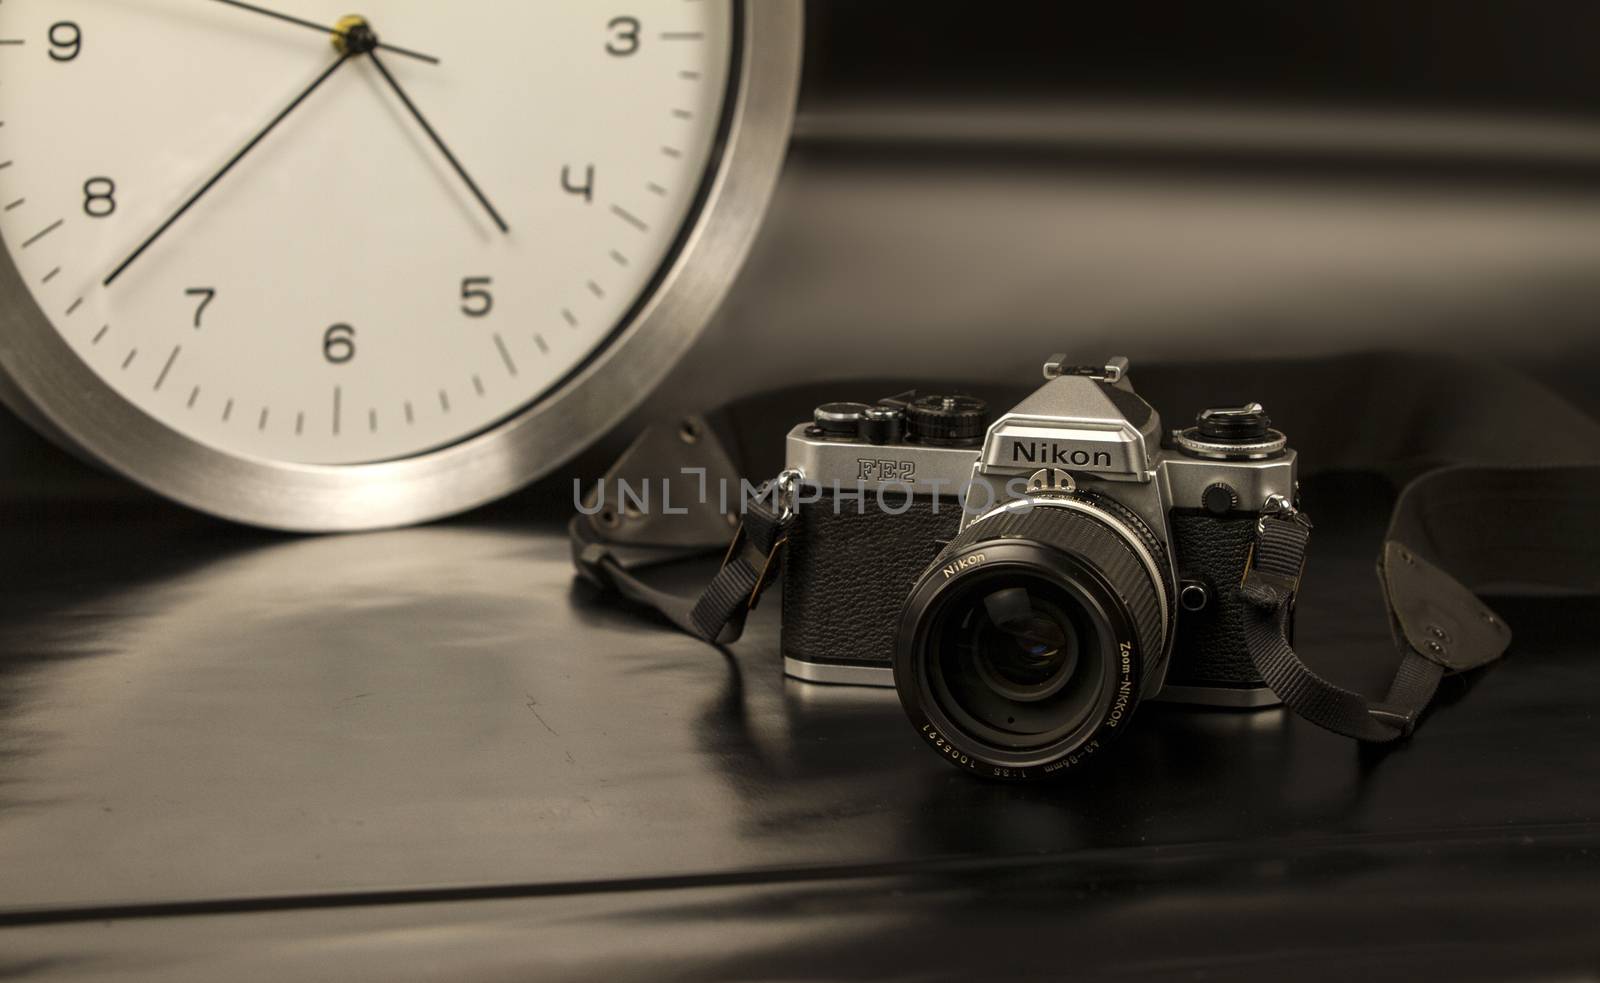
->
(780, 356), (1299, 776)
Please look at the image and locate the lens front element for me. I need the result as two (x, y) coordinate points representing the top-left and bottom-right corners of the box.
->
(896, 500), (1172, 781)
(932, 574), (1110, 751)
(974, 587), (1079, 700)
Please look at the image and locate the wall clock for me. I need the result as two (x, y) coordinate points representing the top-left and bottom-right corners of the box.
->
(0, 0), (800, 529)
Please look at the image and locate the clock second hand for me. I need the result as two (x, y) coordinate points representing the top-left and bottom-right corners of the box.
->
(103, 53), (353, 288)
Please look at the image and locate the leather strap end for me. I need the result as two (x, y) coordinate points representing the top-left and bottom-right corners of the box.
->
(1378, 541), (1513, 674)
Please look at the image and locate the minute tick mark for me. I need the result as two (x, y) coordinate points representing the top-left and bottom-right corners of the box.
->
(154, 346), (181, 391)
(611, 204), (648, 232)
(21, 219), (63, 249)
(493, 333), (518, 377)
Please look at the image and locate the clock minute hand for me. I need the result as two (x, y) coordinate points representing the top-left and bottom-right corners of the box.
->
(103, 53), (353, 288)
(367, 49), (510, 235)
(210, 0), (440, 65)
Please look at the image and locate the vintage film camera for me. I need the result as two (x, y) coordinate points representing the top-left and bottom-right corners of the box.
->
(781, 356), (1298, 777)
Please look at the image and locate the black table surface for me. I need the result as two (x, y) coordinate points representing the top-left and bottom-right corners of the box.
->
(0, 470), (1596, 982)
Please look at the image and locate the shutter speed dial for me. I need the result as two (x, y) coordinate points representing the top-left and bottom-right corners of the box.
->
(904, 394), (988, 446)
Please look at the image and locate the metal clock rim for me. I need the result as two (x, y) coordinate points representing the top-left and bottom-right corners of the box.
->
(0, 0), (802, 532)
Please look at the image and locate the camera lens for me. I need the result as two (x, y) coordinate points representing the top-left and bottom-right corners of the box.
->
(928, 576), (1109, 748)
(896, 500), (1172, 780)
(970, 588), (1078, 700)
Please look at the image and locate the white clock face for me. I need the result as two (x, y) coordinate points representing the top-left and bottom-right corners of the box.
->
(0, 0), (733, 465)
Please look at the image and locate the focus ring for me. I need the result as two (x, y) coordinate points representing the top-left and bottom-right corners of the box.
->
(946, 503), (1168, 676)
(1080, 494), (1172, 593)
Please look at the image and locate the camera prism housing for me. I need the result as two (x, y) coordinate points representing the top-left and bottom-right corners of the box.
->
(781, 356), (1299, 779)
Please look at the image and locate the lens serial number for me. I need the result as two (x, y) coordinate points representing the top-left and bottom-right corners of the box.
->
(921, 723), (976, 768)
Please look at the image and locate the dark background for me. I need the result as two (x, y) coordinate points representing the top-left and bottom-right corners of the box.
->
(647, 0), (1600, 426)
(802, 2), (1600, 114)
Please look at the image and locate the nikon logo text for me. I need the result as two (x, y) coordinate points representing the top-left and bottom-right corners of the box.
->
(1010, 441), (1113, 469)
(942, 553), (986, 579)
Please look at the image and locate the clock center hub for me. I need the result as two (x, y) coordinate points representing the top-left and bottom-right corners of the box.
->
(332, 15), (379, 56)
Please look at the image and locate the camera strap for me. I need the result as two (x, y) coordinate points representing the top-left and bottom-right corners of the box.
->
(1241, 464), (1599, 741)
(572, 493), (793, 645)
(571, 417), (797, 645)
(570, 362), (1600, 745)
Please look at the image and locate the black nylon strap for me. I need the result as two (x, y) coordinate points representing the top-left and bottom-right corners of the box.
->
(1234, 456), (1600, 742)
(1240, 511), (1444, 742)
(572, 492), (792, 645)
(575, 459), (1594, 742)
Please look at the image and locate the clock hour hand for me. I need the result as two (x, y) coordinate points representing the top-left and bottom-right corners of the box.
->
(209, 0), (440, 65)
(103, 54), (353, 288)
(367, 49), (511, 235)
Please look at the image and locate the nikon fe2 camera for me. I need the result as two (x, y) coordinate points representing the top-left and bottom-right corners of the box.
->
(780, 355), (1298, 779)
(578, 352), (1530, 780)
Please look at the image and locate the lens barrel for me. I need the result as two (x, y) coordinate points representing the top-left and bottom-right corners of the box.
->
(896, 499), (1171, 780)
